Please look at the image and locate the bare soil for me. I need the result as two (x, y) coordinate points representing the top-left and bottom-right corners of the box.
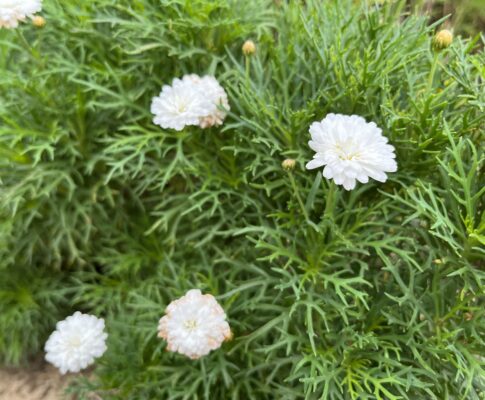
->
(0, 361), (72, 400)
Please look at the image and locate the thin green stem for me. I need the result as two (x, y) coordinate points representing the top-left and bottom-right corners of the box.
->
(426, 52), (440, 93)
(288, 171), (310, 222)
(15, 29), (41, 62)
(323, 181), (336, 220)
(244, 56), (251, 82)
(432, 263), (442, 338)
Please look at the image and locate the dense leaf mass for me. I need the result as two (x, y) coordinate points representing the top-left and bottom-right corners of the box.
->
(0, 1), (483, 399)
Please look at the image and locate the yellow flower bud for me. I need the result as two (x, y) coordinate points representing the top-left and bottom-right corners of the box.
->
(242, 40), (256, 56)
(433, 29), (453, 50)
(32, 16), (46, 28)
(282, 158), (296, 171)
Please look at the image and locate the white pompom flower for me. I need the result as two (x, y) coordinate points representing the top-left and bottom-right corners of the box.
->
(306, 113), (397, 190)
(0, 0), (42, 29)
(158, 289), (232, 360)
(151, 74), (229, 131)
(45, 312), (108, 374)
(182, 74), (230, 128)
(151, 77), (212, 131)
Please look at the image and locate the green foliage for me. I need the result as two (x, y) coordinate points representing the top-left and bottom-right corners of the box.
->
(0, 0), (484, 399)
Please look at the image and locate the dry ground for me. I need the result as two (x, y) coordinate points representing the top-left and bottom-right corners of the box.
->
(0, 361), (72, 400)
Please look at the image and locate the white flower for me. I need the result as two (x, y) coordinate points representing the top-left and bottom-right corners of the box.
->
(0, 0), (42, 29)
(182, 74), (230, 128)
(151, 74), (229, 131)
(151, 77), (211, 131)
(305, 114), (397, 190)
(158, 289), (232, 359)
(45, 312), (108, 374)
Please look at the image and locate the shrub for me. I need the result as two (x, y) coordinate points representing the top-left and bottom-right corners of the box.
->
(0, 0), (483, 399)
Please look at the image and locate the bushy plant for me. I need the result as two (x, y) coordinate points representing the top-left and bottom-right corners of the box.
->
(0, 0), (483, 399)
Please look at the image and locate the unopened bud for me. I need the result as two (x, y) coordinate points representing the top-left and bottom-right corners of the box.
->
(464, 312), (473, 321)
(282, 158), (296, 171)
(32, 16), (46, 28)
(433, 29), (453, 50)
(242, 40), (256, 56)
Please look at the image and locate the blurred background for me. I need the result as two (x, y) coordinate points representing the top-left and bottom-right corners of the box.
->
(408, 0), (485, 36)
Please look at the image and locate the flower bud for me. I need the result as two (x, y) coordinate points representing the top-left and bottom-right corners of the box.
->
(32, 15), (46, 28)
(282, 158), (296, 171)
(433, 29), (453, 50)
(242, 40), (256, 56)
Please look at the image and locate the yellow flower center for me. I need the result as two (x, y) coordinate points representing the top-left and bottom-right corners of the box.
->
(67, 337), (81, 348)
(335, 144), (360, 161)
(184, 320), (198, 331)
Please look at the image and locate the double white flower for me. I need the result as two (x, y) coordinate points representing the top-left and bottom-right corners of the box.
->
(0, 0), (42, 29)
(158, 289), (232, 359)
(151, 74), (230, 131)
(306, 114), (397, 190)
(45, 312), (108, 374)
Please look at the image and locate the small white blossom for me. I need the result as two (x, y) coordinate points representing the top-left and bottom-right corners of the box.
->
(0, 0), (42, 29)
(183, 74), (230, 128)
(151, 74), (229, 131)
(151, 77), (211, 131)
(45, 312), (108, 374)
(306, 113), (397, 190)
(158, 289), (232, 359)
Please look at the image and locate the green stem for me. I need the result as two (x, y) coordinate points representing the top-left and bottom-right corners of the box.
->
(426, 52), (439, 93)
(323, 181), (336, 219)
(15, 29), (41, 61)
(432, 263), (442, 338)
(245, 56), (251, 82)
(288, 172), (310, 222)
